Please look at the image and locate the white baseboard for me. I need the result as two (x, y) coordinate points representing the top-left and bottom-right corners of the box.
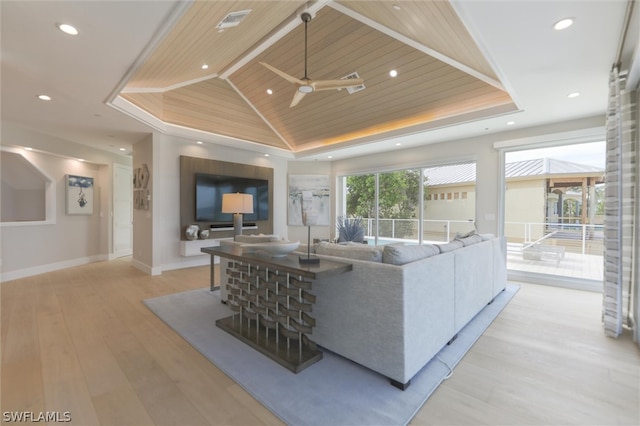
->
(131, 258), (162, 276)
(2, 254), (214, 283)
(161, 257), (211, 272)
(1, 255), (108, 283)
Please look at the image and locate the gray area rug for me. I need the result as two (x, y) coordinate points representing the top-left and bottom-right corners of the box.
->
(144, 284), (519, 426)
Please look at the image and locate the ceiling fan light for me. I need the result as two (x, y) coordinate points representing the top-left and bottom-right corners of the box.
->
(298, 85), (314, 93)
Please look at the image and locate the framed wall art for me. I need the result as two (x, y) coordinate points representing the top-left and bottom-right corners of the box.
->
(66, 174), (94, 215)
(133, 163), (150, 210)
(287, 174), (330, 226)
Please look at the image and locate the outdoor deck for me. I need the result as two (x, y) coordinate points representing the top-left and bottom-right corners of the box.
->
(507, 250), (603, 282)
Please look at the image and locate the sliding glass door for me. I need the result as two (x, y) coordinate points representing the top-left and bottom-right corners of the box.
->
(340, 162), (476, 246)
(503, 142), (605, 285)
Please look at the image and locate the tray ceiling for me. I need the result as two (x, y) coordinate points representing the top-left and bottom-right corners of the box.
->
(119, 0), (517, 156)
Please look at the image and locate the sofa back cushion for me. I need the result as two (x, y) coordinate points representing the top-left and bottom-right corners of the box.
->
(382, 243), (440, 265)
(436, 240), (464, 253)
(315, 242), (384, 262)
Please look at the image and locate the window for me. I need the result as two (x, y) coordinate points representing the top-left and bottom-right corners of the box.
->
(340, 161), (476, 245)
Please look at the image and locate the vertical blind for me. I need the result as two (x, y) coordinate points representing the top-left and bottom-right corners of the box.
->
(603, 66), (637, 337)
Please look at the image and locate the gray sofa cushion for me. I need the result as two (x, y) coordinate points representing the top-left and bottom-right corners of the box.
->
(456, 234), (484, 246)
(382, 244), (440, 265)
(436, 240), (464, 253)
(315, 242), (384, 262)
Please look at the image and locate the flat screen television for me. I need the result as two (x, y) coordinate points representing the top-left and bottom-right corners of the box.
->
(195, 173), (269, 223)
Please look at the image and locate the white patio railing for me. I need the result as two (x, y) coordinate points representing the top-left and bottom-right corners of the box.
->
(362, 218), (475, 244)
(360, 217), (604, 256)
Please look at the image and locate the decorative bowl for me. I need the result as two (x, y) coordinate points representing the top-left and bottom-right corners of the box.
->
(242, 241), (300, 258)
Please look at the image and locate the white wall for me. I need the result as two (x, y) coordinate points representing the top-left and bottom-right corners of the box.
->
(0, 123), (132, 282)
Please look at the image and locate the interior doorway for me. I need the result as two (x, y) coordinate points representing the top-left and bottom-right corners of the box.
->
(113, 164), (133, 258)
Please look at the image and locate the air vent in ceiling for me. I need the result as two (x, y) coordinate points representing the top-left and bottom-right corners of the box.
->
(342, 72), (365, 94)
(215, 10), (251, 29)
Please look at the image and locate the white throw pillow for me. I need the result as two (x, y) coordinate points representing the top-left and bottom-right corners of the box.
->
(315, 242), (383, 262)
(382, 244), (440, 265)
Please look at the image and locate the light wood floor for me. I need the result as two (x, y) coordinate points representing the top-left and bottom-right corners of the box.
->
(2, 258), (638, 425)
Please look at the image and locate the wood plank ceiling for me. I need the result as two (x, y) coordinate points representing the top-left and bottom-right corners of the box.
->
(120, 0), (517, 155)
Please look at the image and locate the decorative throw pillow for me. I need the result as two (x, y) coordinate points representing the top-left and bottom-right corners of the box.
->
(315, 241), (383, 262)
(457, 234), (484, 246)
(315, 242), (381, 262)
(479, 233), (495, 241)
(436, 240), (464, 253)
(454, 229), (477, 239)
(382, 244), (440, 265)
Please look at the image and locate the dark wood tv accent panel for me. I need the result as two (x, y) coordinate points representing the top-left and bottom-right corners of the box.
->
(179, 156), (274, 240)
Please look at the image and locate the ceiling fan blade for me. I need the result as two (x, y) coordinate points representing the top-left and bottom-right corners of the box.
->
(290, 90), (307, 107)
(259, 62), (304, 85)
(311, 78), (364, 91)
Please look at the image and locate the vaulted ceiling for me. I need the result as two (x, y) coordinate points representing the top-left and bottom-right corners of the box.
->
(1, 1), (631, 161)
(116, 0), (517, 156)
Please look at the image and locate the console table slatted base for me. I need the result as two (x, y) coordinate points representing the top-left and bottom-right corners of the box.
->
(220, 260), (321, 373)
(201, 245), (352, 374)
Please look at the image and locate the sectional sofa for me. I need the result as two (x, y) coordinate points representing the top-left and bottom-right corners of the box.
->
(218, 233), (507, 389)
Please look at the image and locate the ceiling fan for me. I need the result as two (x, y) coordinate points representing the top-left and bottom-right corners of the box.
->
(260, 12), (364, 107)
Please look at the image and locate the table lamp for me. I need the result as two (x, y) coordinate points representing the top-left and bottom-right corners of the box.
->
(222, 192), (254, 236)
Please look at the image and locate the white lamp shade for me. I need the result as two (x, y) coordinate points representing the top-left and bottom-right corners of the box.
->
(221, 192), (254, 214)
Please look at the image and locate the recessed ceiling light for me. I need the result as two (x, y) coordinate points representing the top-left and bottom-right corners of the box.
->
(389, 70), (398, 78)
(395, 142), (402, 146)
(568, 92), (581, 98)
(119, 147), (126, 151)
(327, 155), (333, 159)
(392, 4), (401, 11)
(78, 158), (85, 162)
(37, 94), (52, 101)
(507, 121), (515, 126)
(553, 18), (574, 31)
(196, 140), (203, 145)
(58, 23), (79, 35)
(25, 147), (33, 151)
(264, 154), (269, 157)
(266, 89), (273, 95)
(201, 64), (209, 70)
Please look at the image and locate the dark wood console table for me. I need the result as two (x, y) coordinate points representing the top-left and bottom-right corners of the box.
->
(201, 245), (352, 373)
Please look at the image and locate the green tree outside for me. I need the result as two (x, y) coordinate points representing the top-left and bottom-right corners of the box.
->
(345, 169), (428, 219)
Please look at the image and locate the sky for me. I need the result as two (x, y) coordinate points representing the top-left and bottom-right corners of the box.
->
(505, 141), (606, 169)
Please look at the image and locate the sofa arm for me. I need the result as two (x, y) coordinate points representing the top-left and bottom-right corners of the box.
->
(311, 251), (456, 385)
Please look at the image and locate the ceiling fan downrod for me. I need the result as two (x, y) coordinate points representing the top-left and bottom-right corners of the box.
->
(301, 12), (311, 82)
